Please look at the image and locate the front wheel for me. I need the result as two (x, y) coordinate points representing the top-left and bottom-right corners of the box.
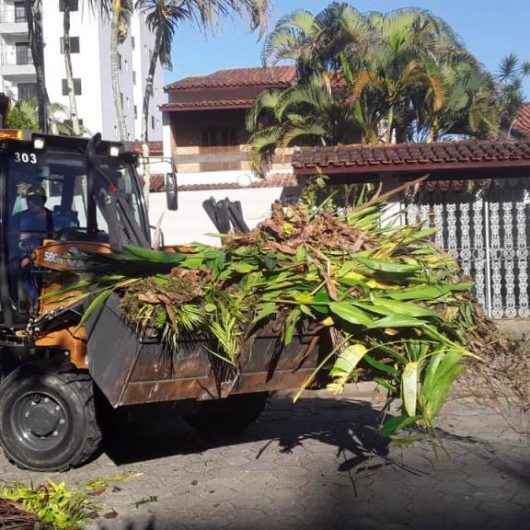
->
(184, 392), (270, 436)
(0, 368), (102, 471)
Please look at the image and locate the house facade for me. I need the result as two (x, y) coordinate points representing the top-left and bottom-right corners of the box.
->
(157, 67), (530, 320)
(161, 66), (297, 186)
(0, 0), (164, 140)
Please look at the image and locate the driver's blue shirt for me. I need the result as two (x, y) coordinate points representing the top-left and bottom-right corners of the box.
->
(12, 208), (53, 260)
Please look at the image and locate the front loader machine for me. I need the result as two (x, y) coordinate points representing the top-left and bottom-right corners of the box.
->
(0, 132), (326, 472)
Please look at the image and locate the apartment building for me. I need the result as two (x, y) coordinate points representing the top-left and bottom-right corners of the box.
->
(0, 0), (164, 141)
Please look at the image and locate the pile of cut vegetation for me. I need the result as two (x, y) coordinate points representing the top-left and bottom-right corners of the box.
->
(50, 191), (496, 436)
(0, 496), (42, 530)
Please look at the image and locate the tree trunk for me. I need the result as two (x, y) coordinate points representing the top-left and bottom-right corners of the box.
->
(111, 0), (128, 141)
(386, 106), (395, 144)
(141, 30), (162, 211)
(25, 0), (49, 132)
(142, 29), (162, 144)
(62, 4), (81, 136)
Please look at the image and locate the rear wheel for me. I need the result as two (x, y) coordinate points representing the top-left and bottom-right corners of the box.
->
(185, 392), (270, 436)
(0, 368), (102, 471)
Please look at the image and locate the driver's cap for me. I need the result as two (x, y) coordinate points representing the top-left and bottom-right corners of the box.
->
(26, 183), (47, 198)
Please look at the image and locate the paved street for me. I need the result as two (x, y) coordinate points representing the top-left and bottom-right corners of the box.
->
(1, 386), (528, 530)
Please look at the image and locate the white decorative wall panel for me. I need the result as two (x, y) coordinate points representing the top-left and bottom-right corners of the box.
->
(405, 179), (530, 319)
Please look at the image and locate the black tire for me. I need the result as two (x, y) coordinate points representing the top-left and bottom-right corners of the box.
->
(185, 392), (270, 436)
(0, 367), (102, 471)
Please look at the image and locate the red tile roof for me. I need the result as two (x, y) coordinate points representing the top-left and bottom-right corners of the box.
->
(293, 140), (530, 178)
(514, 103), (530, 137)
(165, 66), (297, 91)
(161, 98), (257, 112)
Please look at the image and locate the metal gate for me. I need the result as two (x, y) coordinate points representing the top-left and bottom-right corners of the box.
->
(404, 179), (530, 319)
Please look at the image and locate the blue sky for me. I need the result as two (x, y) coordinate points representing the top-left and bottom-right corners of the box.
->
(168, 0), (530, 98)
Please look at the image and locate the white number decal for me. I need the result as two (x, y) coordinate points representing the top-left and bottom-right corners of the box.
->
(13, 152), (37, 164)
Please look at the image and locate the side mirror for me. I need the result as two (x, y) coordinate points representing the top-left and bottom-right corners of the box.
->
(165, 172), (178, 211)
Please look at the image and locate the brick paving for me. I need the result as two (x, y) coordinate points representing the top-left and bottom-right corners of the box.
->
(0, 386), (528, 530)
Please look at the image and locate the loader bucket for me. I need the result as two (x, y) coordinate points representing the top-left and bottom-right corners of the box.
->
(86, 295), (325, 408)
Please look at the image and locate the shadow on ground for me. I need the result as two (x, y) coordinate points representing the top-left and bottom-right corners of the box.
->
(93, 397), (530, 530)
(103, 396), (390, 470)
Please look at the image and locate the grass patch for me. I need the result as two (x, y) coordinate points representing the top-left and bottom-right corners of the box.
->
(0, 481), (97, 530)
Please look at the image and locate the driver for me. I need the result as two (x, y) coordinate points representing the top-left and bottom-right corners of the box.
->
(12, 184), (54, 306)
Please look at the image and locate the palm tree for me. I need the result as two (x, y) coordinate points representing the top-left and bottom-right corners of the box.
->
(134, 0), (271, 208)
(62, 0), (81, 135)
(136, 0), (271, 143)
(262, 3), (370, 80)
(5, 97), (39, 130)
(248, 4), (512, 170)
(496, 53), (530, 136)
(247, 73), (360, 174)
(24, 0), (49, 132)
(111, 0), (133, 141)
(5, 97), (89, 135)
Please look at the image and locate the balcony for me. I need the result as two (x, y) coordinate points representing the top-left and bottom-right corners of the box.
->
(0, 8), (28, 34)
(173, 145), (294, 174)
(0, 45), (34, 76)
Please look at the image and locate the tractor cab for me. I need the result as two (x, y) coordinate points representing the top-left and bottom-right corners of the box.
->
(0, 132), (151, 333)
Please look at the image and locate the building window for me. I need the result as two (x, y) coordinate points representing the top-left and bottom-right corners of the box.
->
(114, 125), (118, 139)
(15, 42), (31, 65)
(120, 92), (124, 109)
(60, 37), (80, 54)
(131, 36), (135, 50)
(62, 78), (82, 95)
(201, 127), (238, 147)
(134, 105), (137, 119)
(124, 59), (128, 72)
(18, 83), (38, 101)
(117, 53), (122, 70)
(14, 2), (27, 23)
(151, 116), (155, 130)
(132, 71), (136, 85)
(59, 0), (79, 12)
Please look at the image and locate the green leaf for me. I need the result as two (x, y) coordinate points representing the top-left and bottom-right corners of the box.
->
(264, 253), (277, 270)
(389, 283), (472, 301)
(293, 292), (314, 305)
(402, 362), (419, 417)
(382, 414), (418, 437)
(79, 289), (113, 326)
(300, 304), (315, 318)
(356, 256), (420, 274)
(295, 245), (306, 262)
(370, 298), (438, 318)
(231, 262), (257, 274)
(283, 308), (302, 345)
(362, 354), (399, 376)
(120, 245), (184, 264)
(368, 315), (425, 329)
(420, 349), (464, 423)
(329, 301), (373, 326)
(401, 227), (437, 243)
(253, 302), (277, 324)
(329, 344), (368, 377)
(180, 256), (204, 269)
